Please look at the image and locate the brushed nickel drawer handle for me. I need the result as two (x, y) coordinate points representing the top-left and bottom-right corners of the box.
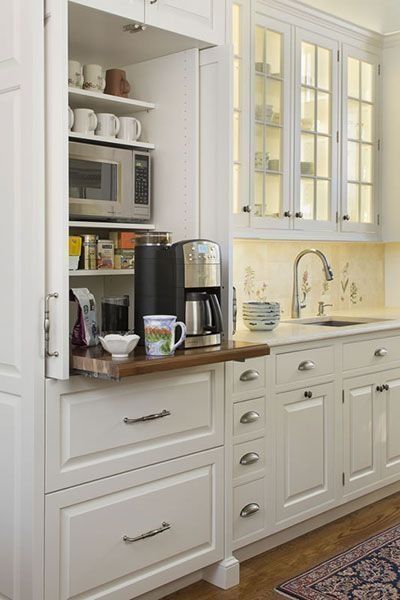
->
(240, 410), (260, 424)
(240, 369), (260, 382)
(298, 360), (315, 371)
(375, 348), (388, 357)
(123, 521), (171, 543)
(240, 503), (260, 518)
(123, 409), (171, 424)
(240, 452), (260, 465)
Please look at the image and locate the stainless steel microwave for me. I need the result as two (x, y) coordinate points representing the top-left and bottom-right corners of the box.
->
(69, 141), (151, 222)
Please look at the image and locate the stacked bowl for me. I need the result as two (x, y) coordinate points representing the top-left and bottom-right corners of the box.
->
(243, 301), (281, 331)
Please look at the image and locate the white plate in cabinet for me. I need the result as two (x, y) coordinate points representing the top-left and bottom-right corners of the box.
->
(46, 365), (224, 491)
(233, 438), (265, 484)
(343, 335), (400, 372)
(233, 357), (266, 395)
(45, 448), (223, 600)
(233, 478), (266, 548)
(233, 397), (265, 442)
(275, 345), (334, 387)
(275, 383), (336, 525)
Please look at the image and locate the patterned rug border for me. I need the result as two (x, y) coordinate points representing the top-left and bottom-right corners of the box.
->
(275, 522), (400, 599)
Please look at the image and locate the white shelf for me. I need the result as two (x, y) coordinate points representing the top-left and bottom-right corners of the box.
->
(69, 132), (155, 150)
(69, 221), (156, 230)
(69, 269), (134, 277)
(68, 88), (155, 115)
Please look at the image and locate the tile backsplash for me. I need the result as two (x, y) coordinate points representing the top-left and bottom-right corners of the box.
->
(234, 240), (385, 324)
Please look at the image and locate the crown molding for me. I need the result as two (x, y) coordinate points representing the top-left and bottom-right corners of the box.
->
(256, 0), (383, 49)
(383, 31), (400, 49)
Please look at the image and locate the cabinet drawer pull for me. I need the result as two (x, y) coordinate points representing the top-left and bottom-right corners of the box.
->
(240, 410), (260, 424)
(240, 369), (260, 382)
(123, 409), (171, 424)
(240, 503), (260, 518)
(123, 521), (171, 543)
(240, 452), (260, 466)
(375, 348), (388, 357)
(298, 360), (315, 371)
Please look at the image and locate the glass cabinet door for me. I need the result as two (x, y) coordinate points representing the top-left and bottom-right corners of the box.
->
(294, 30), (339, 231)
(251, 16), (291, 229)
(232, 1), (251, 227)
(342, 46), (379, 234)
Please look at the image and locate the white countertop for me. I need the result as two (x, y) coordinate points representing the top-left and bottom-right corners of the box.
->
(234, 307), (400, 348)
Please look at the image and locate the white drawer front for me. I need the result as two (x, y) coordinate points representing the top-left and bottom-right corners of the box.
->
(45, 449), (223, 600)
(233, 357), (266, 395)
(343, 335), (400, 371)
(276, 345), (334, 386)
(233, 397), (265, 440)
(233, 438), (265, 482)
(233, 478), (266, 546)
(46, 365), (224, 491)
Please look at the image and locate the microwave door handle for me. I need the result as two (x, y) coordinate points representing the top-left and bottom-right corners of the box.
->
(209, 294), (224, 334)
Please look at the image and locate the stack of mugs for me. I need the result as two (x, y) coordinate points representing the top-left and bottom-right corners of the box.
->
(242, 301), (281, 331)
(68, 107), (142, 142)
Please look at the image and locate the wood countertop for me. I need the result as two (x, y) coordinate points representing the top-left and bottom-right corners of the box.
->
(70, 340), (270, 380)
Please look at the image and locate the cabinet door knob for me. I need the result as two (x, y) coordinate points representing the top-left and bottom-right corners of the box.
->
(283, 211), (292, 218)
(343, 214), (351, 221)
(374, 348), (388, 357)
(242, 205), (252, 213)
(304, 390), (313, 398)
(150, 0), (158, 4)
(240, 503), (260, 518)
(240, 369), (260, 382)
(240, 452), (260, 466)
(383, 384), (390, 391)
(240, 410), (260, 424)
(295, 211), (303, 218)
(376, 385), (384, 393)
(298, 360), (315, 371)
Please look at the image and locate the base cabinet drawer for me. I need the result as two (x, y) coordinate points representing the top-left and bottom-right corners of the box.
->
(46, 365), (224, 491)
(233, 478), (266, 547)
(233, 438), (265, 482)
(233, 357), (266, 395)
(276, 345), (334, 387)
(233, 397), (265, 441)
(45, 449), (223, 600)
(343, 335), (400, 372)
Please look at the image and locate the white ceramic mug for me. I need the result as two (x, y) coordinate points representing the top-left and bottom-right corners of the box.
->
(68, 60), (83, 88)
(117, 116), (142, 142)
(83, 64), (105, 93)
(95, 113), (120, 138)
(72, 108), (98, 135)
(68, 106), (74, 131)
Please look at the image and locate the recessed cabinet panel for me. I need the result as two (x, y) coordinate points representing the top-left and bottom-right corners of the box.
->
(343, 375), (380, 495)
(275, 383), (335, 523)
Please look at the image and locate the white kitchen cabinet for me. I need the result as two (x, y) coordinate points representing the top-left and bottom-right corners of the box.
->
(145, 0), (226, 46)
(45, 448), (224, 600)
(275, 383), (336, 524)
(341, 45), (380, 235)
(381, 370), (400, 480)
(343, 374), (380, 495)
(70, 0), (145, 21)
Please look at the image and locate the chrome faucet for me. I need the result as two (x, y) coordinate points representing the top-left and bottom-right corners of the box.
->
(291, 249), (334, 318)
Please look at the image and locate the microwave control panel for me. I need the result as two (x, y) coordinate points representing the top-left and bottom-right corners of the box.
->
(134, 153), (150, 215)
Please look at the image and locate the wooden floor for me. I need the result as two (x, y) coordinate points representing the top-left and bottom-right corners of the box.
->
(164, 492), (400, 600)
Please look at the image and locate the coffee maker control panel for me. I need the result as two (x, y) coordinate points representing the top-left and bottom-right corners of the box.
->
(182, 241), (221, 265)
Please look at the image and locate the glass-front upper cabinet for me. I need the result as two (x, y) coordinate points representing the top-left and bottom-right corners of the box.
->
(341, 46), (379, 234)
(232, 1), (251, 227)
(294, 30), (339, 232)
(252, 16), (291, 229)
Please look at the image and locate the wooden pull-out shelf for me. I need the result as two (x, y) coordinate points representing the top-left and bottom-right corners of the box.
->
(71, 341), (270, 380)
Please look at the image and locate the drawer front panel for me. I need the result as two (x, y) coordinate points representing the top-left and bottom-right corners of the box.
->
(233, 438), (265, 482)
(233, 478), (266, 545)
(233, 357), (266, 395)
(343, 336), (400, 371)
(46, 366), (224, 491)
(233, 397), (265, 440)
(45, 449), (223, 600)
(276, 345), (334, 386)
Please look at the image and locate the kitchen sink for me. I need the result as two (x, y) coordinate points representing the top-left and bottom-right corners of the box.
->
(284, 316), (391, 327)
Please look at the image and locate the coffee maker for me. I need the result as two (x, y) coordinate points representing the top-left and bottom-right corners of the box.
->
(135, 240), (223, 348)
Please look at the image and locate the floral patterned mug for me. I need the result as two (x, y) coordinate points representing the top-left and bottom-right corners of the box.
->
(143, 315), (187, 357)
